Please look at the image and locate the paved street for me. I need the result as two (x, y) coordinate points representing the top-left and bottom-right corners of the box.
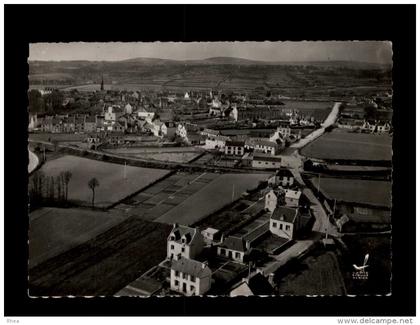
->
(260, 240), (315, 276)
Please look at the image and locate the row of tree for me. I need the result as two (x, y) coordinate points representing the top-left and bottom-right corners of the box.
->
(29, 170), (100, 209)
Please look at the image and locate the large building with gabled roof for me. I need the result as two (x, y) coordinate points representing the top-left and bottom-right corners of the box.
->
(167, 223), (204, 260)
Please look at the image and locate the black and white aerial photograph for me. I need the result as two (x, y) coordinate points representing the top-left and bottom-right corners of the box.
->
(27, 40), (394, 298)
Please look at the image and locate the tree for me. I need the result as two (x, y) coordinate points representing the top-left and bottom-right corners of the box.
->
(88, 177), (99, 208)
(62, 171), (72, 202)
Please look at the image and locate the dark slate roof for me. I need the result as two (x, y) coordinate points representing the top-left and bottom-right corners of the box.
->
(220, 236), (247, 252)
(247, 273), (274, 295)
(276, 168), (294, 178)
(271, 206), (299, 223)
(225, 140), (245, 147)
(171, 257), (212, 279)
(169, 225), (197, 244)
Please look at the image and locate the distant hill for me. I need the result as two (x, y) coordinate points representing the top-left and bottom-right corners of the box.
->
(29, 57), (391, 69)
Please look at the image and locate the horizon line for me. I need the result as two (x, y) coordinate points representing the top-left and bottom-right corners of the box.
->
(28, 56), (391, 65)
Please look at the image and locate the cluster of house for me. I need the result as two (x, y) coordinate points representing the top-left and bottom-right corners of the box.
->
(165, 168), (312, 296)
(336, 118), (391, 133)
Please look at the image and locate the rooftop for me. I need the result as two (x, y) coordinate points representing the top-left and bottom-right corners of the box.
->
(171, 257), (212, 279)
(271, 206), (299, 223)
(220, 236), (247, 252)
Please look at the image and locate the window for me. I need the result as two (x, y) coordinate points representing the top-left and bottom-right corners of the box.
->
(272, 222), (277, 228)
(190, 285), (195, 292)
(181, 247), (185, 253)
(235, 252), (240, 259)
(220, 248), (226, 255)
(174, 280), (179, 286)
(175, 271), (179, 277)
(286, 225), (290, 231)
(183, 273), (188, 279)
(170, 245), (174, 250)
(280, 223), (283, 230)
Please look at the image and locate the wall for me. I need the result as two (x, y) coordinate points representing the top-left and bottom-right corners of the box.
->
(270, 219), (294, 240)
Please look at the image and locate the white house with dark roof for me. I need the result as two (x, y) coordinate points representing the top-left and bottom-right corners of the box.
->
(224, 140), (245, 156)
(284, 189), (302, 207)
(217, 236), (249, 263)
(270, 206), (300, 240)
(170, 257), (212, 296)
(245, 138), (280, 155)
(167, 224), (204, 260)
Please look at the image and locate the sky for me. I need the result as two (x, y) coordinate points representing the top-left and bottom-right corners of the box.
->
(29, 41), (392, 64)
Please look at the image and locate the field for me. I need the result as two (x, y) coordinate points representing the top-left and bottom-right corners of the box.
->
(29, 207), (129, 268)
(155, 173), (269, 225)
(35, 155), (171, 207)
(111, 171), (268, 226)
(310, 177), (392, 208)
(301, 129), (392, 161)
(276, 250), (346, 295)
(29, 216), (172, 296)
(104, 147), (203, 163)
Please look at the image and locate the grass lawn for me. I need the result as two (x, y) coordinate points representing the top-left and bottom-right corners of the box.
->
(301, 129), (392, 161)
(34, 155), (171, 208)
(29, 216), (172, 296)
(29, 207), (129, 268)
(310, 177), (391, 208)
(276, 250), (346, 296)
(155, 173), (268, 226)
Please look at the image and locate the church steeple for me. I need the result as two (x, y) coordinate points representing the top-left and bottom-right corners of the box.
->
(100, 75), (104, 91)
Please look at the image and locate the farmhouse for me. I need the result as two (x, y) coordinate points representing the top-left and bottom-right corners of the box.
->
(217, 236), (248, 263)
(284, 189), (302, 207)
(269, 206), (300, 240)
(267, 169), (295, 187)
(224, 140), (245, 156)
(170, 257), (212, 296)
(167, 224), (204, 260)
(251, 153), (282, 169)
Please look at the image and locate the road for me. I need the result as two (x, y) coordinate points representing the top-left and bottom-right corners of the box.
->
(28, 148), (39, 174)
(290, 102), (341, 149)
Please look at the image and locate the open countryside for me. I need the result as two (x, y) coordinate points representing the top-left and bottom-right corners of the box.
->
(301, 128), (392, 161)
(35, 155), (171, 207)
(28, 41), (393, 297)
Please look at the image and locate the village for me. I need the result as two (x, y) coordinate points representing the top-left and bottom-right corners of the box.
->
(28, 59), (393, 297)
